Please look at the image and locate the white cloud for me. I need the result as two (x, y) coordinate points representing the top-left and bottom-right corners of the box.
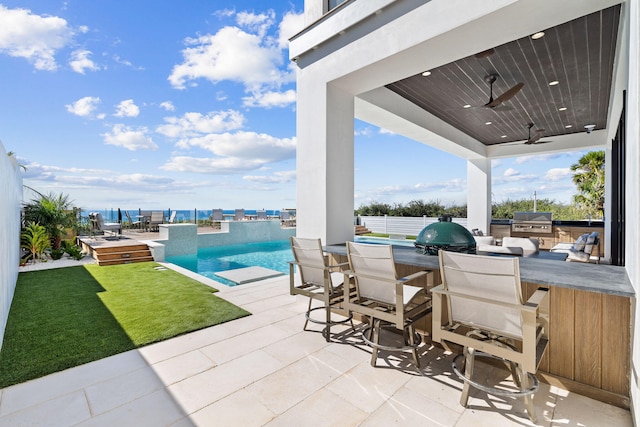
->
(243, 170), (296, 183)
(69, 49), (99, 74)
(236, 10), (275, 38)
(168, 26), (284, 90)
(504, 167), (519, 177)
(242, 89), (295, 108)
(515, 152), (573, 164)
(277, 11), (304, 49)
(66, 96), (101, 117)
(162, 132), (296, 174)
(180, 131), (295, 161)
(156, 110), (245, 139)
(159, 101), (175, 111)
(103, 124), (157, 151)
(544, 167), (572, 181)
(114, 99), (140, 117)
(0, 5), (74, 70)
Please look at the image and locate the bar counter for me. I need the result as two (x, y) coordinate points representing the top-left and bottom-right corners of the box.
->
(324, 243), (634, 297)
(324, 242), (634, 408)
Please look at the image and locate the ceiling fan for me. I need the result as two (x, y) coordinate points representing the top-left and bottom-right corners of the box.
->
(480, 74), (524, 110)
(524, 123), (552, 144)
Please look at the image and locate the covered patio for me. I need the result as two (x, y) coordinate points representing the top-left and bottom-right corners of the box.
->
(291, 0), (639, 423)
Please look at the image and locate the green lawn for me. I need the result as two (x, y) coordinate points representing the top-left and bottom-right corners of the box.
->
(0, 262), (250, 388)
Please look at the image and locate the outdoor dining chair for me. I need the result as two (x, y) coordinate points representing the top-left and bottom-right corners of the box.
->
(289, 237), (354, 342)
(344, 241), (431, 368)
(432, 250), (550, 423)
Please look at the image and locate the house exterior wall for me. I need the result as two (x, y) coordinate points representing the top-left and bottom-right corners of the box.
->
(0, 141), (23, 349)
(625, 0), (640, 424)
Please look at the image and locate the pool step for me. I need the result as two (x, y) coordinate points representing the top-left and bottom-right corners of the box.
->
(355, 225), (371, 235)
(78, 239), (154, 266)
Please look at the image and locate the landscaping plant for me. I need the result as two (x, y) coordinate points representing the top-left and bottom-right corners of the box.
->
(20, 222), (50, 264)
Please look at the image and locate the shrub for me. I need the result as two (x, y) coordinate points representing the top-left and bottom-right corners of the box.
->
(65, 244), (85, 261)
(49, 248), (65, 260)
(21, 223), (50, 264)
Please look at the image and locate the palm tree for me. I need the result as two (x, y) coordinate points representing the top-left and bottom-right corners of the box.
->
(570, 150), (605, 218)
(23, 192), (76, 250)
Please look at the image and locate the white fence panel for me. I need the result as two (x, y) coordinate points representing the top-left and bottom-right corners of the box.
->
(0, 143), (23, 349)
(359, 216), (468, 236)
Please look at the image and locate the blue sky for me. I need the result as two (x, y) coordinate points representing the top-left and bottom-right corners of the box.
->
(0, 1), (587, 212)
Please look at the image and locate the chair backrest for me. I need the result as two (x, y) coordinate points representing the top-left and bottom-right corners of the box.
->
(581, 232), (599, 255)
(125, 211), (133, 222)
(211, 209), (224, 220)
(94, 212), (106, 228)
(234, 209), (245, 220)
(501, 237), (539, 257)
(257, 210), (267, 220)
(346, 241), (398, 305)
(150, 211), (164, 222)
(280, 210), (291, 220)
(290, 237), (328, 286)
(438, 250), (524, 339)
(168, 211), (177, 223)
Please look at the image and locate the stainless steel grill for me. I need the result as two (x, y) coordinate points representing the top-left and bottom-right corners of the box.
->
(511, 212), (553, 234)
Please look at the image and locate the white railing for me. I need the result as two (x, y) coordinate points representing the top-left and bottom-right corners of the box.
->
(358, 215), (469, 236)
(0, 143), (23, 348)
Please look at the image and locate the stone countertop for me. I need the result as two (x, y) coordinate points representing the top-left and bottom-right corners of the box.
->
(324, 243), (634, 298)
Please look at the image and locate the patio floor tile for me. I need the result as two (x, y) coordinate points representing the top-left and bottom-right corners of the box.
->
(190, 389), (275, 427)
(151, 350), (216, 386)
(0, 391), (90, 427)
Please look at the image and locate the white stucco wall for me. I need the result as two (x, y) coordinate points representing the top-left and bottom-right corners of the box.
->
(0, 142), (23, 349)
(625, 0), (640, 424)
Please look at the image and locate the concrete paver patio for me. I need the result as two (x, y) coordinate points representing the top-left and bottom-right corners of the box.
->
(0, 266), (632, 426)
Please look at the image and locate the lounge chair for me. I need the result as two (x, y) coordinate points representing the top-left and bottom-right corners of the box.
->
(550, 231), (600, 263)
(209, 209), (224, 227)
(433, 250), (550, 423)
(289, 237), (354, 342)
(234, 209), (245, 221)
(168, 211), (177, 223)
(149, 211), (164, 231)
(280, 210), (296, 227)
(344, 241), (431, 368)
(90, 212), (121, 239)
(256, 209), (267, 220)
(124, 211), (141, 230)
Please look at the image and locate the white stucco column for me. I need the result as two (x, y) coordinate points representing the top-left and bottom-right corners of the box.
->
(467, 158), (492, 234)
(296, 72), (355, 245)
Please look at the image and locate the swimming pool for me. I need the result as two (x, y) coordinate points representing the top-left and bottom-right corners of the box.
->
(166, 237), (414, 287)
(166, 240), (293, 286)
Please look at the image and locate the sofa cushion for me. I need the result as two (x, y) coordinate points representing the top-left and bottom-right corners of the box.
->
(572, 233), (589, 252)
(583, 232), (599, 255)
(474, 236), (495, 246)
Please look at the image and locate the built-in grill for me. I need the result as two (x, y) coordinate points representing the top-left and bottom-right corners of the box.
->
(414, 215), (477, 255)
(511, 212), (553, 234)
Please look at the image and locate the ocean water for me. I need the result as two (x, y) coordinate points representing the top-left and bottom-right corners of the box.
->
(83, 209), (287, 223)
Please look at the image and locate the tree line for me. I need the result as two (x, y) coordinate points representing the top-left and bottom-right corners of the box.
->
(356, 150), (605, 220)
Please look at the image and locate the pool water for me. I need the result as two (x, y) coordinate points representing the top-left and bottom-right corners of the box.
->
(166, 240), (293, 286)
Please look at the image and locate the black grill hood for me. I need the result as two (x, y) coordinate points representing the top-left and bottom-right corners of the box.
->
(414, 215), (477, 255)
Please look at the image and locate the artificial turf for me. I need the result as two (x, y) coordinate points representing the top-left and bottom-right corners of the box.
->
(0, 262), (250, 388)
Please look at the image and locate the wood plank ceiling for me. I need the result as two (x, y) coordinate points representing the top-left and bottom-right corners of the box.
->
(386, 5), (621, 146)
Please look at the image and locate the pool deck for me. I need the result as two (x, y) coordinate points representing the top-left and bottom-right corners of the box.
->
(3, 262), (633, 426)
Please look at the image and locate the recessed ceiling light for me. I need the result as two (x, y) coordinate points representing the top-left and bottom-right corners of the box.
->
(501, 135), (507, 138)
(422, 71), (431, 77)
(485, 121), (492, 125)
(565, 124), (573, 128)
(549, 80), (559, 86)
(532, 32), (545, 40)
(558, 107), (567, 111)
(463, 104), (471, 109)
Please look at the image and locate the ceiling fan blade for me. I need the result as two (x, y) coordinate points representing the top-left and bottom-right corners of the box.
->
(485, 82), (524, 108)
